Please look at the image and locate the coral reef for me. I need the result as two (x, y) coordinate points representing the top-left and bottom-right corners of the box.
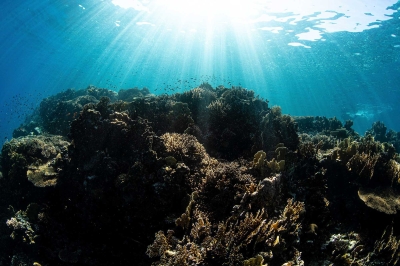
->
(1, 84), (400, 265)
(147, 199), (305, 265)
(117, 87), (150, 101)
(294, 116), (357, 141)
(261, 106), (299, 153)
(367, 121), (400, 153)
(13, 86), (118, 137)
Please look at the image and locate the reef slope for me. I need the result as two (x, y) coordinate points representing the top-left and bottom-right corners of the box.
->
(1, 84), (400, 265)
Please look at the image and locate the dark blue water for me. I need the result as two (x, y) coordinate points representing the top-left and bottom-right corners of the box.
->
(1, 0), (400, 147)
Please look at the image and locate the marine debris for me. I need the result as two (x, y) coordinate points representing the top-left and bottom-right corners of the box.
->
(0, 84), (400, 265)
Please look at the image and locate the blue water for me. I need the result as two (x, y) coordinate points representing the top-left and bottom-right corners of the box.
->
(1, 0), (400, 147)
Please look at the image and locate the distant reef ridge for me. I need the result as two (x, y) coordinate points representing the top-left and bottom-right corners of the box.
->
(1, 84), (400, 265)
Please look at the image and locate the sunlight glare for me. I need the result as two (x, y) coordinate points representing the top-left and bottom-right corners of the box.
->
(112, 0), (149, 11)
(111, 0), (398, 34)
(113, 0), (265, 23)
(156, 0), (261, 21)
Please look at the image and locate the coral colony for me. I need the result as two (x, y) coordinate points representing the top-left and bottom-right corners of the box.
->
(1, 83), (400, 265)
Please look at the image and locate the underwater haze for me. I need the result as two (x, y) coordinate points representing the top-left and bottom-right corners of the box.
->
(3, 1), (400, 265)
(0, 0), (400, 144)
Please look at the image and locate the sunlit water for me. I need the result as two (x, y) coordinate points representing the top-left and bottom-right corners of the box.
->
(0, 0), (399, 146)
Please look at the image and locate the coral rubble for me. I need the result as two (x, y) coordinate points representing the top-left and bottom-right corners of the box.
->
(1, 84), (400, 265)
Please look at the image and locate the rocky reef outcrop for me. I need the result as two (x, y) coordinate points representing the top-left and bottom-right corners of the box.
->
(1, 84), (400, 265)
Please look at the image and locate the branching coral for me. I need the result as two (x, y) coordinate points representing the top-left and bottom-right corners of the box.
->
(346, 152), (379, 179)
(147, 198), (305, 265)
(373, 226), (400, 265)
(146, 230), (172, 259)
(190, 209), (212, 241)
(206, 99), (231, 118)
(6, 206), (39, 245)
(267, 158), (285, 173)
(175, 191), (198, 230)
(161, 133), (209, 164)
